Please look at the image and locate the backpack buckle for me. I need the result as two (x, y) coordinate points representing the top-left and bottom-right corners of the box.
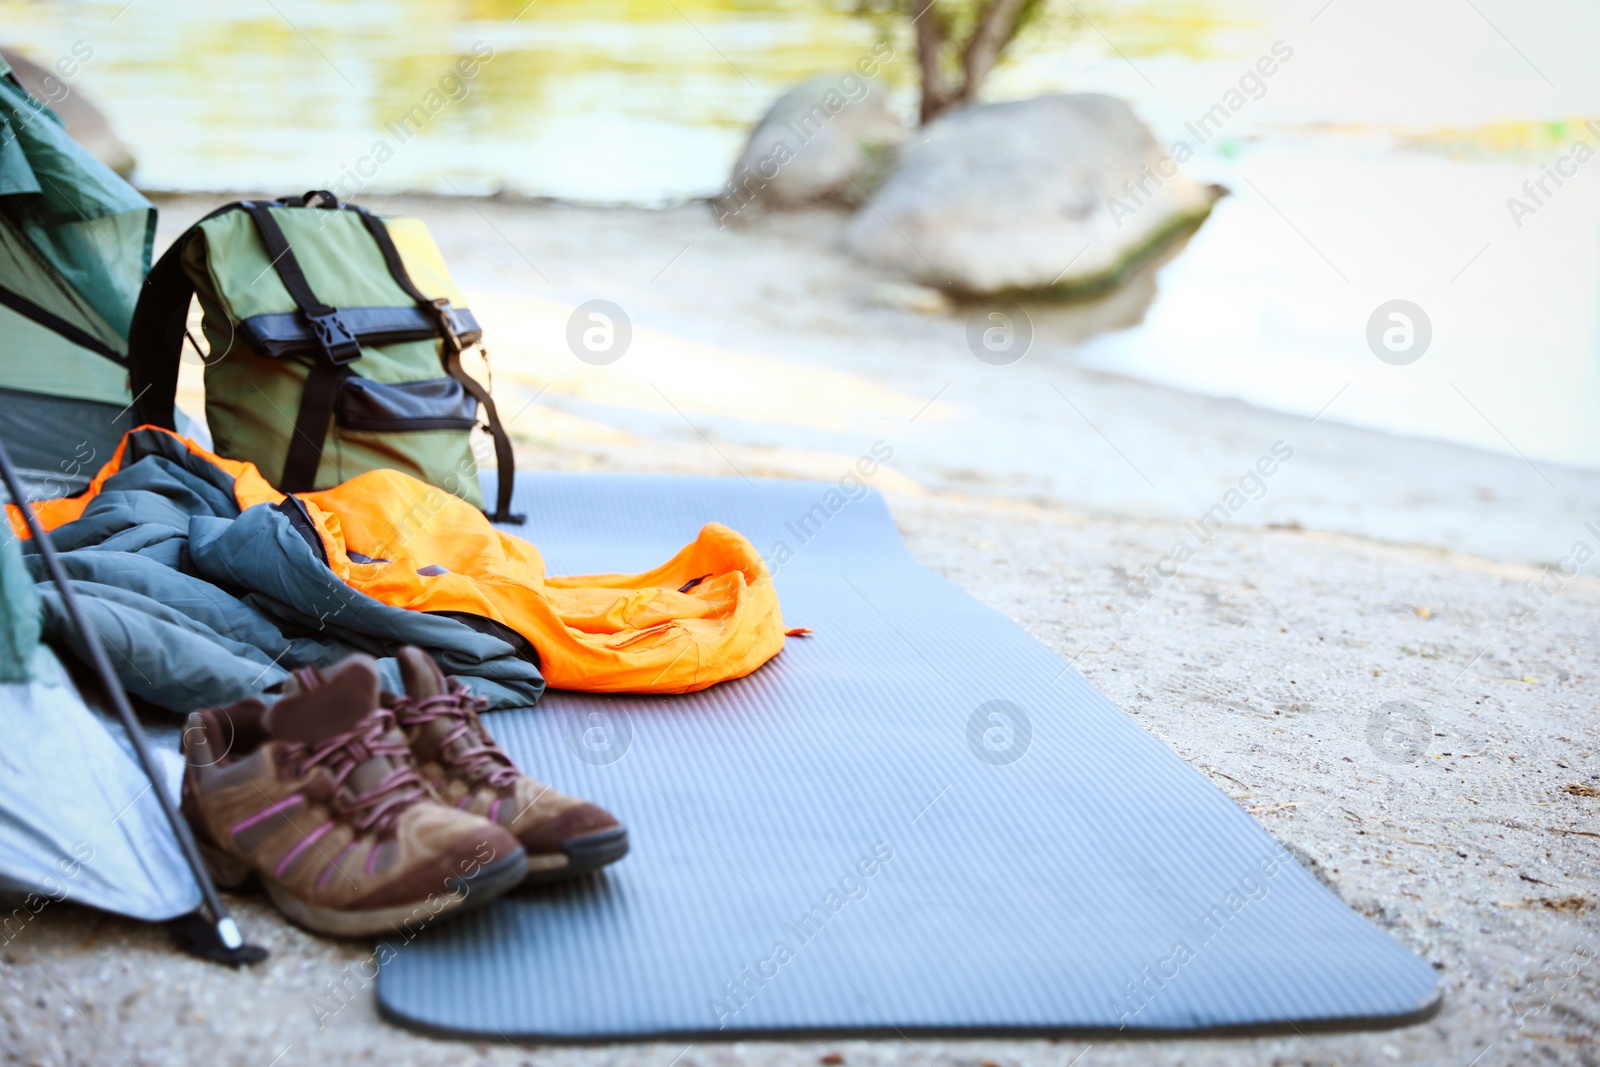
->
(429, 298), (470, 355)
(303, 310), (362, 365)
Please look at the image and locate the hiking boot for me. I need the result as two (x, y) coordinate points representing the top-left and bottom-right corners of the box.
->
(180, 653), (526, 938)
(390, 647), (629, 885)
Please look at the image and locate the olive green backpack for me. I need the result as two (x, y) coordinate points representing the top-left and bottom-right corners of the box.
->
(127, 191), (521, 521)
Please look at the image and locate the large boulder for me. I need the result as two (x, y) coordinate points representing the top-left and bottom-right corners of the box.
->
(2, 47), (135, 177)
(715, 72), (906, 223)
(844, 94), (1221, 297)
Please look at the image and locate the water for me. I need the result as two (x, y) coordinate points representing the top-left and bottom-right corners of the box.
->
(4, 0), (1596, 469)
(2, 0), (895, 200)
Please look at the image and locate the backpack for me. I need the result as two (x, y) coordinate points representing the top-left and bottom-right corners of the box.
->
(127, 190), (521, 522)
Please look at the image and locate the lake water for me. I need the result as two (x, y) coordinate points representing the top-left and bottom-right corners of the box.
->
(5, 0), (1597, 471)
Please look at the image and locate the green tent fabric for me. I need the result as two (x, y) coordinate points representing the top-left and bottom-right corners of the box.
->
(0, 57), (155, 492)
(0, 535), (40, 683)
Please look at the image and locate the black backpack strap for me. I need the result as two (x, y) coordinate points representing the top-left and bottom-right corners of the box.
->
(128, 227), (199, 431)
(238, 202), (363, 493)
(343, 204), (524, 524)
(130, 199), (264, 429)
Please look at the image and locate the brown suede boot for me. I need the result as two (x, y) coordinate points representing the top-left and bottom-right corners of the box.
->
(180, 653), (526, 937)
(390, 647), (629, 886)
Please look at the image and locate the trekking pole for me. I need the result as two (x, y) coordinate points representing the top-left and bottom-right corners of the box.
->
(0, 437), (267, 966)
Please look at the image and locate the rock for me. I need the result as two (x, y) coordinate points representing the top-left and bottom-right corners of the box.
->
(715, 71), (905, 224)
(2, 46), (136, 177)
(844, 94), (1222, 297)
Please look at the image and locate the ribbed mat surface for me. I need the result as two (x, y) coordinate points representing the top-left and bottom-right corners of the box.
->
(376, 474), (1439, 1041)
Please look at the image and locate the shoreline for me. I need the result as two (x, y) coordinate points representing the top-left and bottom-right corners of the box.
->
(153, 191), (1600, 573)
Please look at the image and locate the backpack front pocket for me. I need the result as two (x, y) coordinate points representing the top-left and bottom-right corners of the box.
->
(335, 376), (478, 433)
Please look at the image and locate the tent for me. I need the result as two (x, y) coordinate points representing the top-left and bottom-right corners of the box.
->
(0, 59), (254, 958)
(0, 54), (153, 496)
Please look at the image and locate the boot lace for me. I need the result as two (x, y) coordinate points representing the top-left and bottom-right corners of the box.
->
(392, 683), (520, 790)
(283, 709), (428, 834)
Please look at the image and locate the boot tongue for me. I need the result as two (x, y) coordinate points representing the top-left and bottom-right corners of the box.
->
(267, 657), (382, 743)
(396, 646), (447, 700)
(397, 646), (491, 773)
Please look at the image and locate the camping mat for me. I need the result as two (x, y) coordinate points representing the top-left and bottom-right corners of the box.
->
(376, 473), (1440, 1041)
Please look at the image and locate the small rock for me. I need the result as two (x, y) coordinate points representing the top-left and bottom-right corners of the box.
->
(821, 1053), (845, 1065)
(845, 94), (1221, 296)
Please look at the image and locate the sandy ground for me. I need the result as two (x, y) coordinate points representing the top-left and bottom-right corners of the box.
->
(3, 490), (1596, 1067)
(3, 196), (1597, 1065)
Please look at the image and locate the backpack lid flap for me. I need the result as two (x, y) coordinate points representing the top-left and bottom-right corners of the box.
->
(188, 206), (468, 324)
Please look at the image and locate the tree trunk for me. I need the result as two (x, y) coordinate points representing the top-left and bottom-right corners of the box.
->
(957, 0), (1030, 107)
(914, 0), (1031, 124)
(913, 0), (956, 124)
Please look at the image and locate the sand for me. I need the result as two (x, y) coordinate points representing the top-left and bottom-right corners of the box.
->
(2, 195), (1595, 1066)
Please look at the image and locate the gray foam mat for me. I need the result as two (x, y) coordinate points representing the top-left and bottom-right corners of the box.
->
(376, 473), (1440, 1041)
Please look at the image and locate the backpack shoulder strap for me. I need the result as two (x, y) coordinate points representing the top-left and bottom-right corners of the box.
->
(345, 204), (523, 524)
(127, 218), (207, 431)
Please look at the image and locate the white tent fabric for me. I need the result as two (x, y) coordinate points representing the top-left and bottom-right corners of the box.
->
(0, 579), (199, 920)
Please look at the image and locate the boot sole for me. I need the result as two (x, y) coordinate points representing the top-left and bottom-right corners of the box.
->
(523, 826), (630, 887)
(204, 842), (527, 938)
